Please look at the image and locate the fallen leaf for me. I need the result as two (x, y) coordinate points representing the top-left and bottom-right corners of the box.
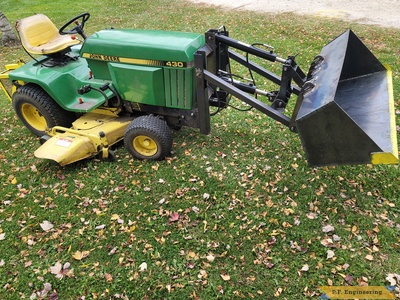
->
(220, 273), (231, 281)
(50, 262), (62, 276)
(169, 212), (179, 222)
(322, 224), (335, 233)
(63, 262), (70, 270)
(37, 282), (52, 297)
(40, 221), (54, 231)
(301, 264), (309, 272)
(105, 273), (113, 282)
(386, 273), (400, 286)
(206, 253), (215, 262)
(365, 254), (374, 261)
(345, 274), (354, 284)
(327, 250), (335, 259)
(111, 214), (120, 221)
(49, 261), (72, 279)
(139, 262), (147, 272)
(108, 246), (118, 256)
(321, 238), (335, 247)
(24, 260), (32, 268)
(274, 287), (283, 297)
(0, 233), (5, 240)
(187, 251), (198, 259)
(198, 269), (208, 279)
(306, 212), (318, 219)
(48, 292), (58, 300)
(72, 250), (90, 261)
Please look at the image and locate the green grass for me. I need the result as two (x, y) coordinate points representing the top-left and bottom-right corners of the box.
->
(1, 0), (399, 299)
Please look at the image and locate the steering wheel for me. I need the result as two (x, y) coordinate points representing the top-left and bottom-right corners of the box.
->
(59, 12), (90, 39)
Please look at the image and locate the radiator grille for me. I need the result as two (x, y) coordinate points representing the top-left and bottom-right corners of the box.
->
(164, 68), (195, 109)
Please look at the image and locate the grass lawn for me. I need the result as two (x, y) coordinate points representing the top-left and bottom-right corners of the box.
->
(0, 0), (399, 299)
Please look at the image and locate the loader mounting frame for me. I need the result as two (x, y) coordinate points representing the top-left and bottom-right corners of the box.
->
(194, 28), (307, 134)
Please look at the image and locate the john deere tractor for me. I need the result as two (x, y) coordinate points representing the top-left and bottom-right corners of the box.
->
(0, 13), (398, 166)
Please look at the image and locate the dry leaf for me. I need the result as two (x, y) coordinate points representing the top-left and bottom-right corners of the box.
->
(274, 287), (283, 297)
(327, 250), (335, 259)
(365, 254), (374, 261)
(321, 238), (334, 247)
(72, 250), (90, 261)
(198, 269), (208, 279)
(220, 273), (230, 281)
(301, 264), (309, 272)
(386, 273), (400, 286)
(344, 274), (354, 284)
(50, 262), (62, 277)
(206, 254), (215, 262)
(24, 260), (32, 268)
(36, 283), (52, 298)
(0, 233), (5, 241)
(139, 262), (147, 272)
(322, 224), (335, 233)
(306, 212), (318, 219)
(108, 246), (118, 256)
(40, 221), (54, 231)
(187, 251), (198, 259)
(105, 273), (113, 282)
(111, 214), (120, 221)
(169, 212), (179, 222)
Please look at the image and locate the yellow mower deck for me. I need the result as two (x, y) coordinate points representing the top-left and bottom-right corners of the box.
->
(34, 108), (134, 165)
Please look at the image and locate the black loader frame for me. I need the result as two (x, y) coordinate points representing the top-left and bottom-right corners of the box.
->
(194, 27), (398, 166)
(195, 27), (307, 133)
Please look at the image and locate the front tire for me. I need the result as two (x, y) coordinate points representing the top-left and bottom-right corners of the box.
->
(124, 115), (173, 160)
(12, 84), (75, 136)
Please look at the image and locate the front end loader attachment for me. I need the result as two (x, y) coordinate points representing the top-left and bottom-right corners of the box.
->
(295, 30), (398, 166)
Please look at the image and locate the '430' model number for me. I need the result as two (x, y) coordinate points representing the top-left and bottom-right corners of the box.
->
(166, 61), (185, 68)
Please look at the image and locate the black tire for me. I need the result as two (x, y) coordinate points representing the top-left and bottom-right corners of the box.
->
(12, 84), (75, 136)
(124, 115), (173, 160)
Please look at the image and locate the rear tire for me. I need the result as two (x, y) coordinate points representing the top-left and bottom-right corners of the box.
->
(12, 84), (75, 136)
(124, 115), (173, 160)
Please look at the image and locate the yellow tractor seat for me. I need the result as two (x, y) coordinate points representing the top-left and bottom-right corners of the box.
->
(16, 14), (80, 55)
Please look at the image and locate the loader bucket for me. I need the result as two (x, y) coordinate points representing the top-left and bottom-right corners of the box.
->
(295, 29), (398, 166)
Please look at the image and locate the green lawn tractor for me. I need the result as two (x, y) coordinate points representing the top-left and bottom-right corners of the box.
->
(0, 13), (398, 166)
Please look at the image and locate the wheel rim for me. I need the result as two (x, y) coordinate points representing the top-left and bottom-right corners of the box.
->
(133, 135), (158, 157)
(21, 103), (47, 131)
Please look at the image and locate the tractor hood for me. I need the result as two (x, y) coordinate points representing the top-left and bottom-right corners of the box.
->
(80, 29), (205, 63)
